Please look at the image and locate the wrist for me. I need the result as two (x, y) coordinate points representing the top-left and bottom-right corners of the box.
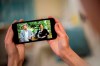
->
(59, 47), (76, 65)
(59, 47), (73, 59)
(59, 47), (73, 62)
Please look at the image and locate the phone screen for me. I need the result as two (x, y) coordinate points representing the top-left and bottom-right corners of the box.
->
(16, 19), (53, 43)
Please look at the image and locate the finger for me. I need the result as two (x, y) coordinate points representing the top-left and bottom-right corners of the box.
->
(51, 17), (65, 32)
(48, 39), (60, 55)
(58, 23), (69, 38)
(12, 20), (18, 24)
(5, 26), (13, 40)
(55, 23), (62, 37)
(48, 17), (63, 31)
(9, 20), (18, 38)
(19, 19), (24, 22)
(48, 16), (58, 23)
(7, 25), (14, 41)
(57, 23), (66, 34)
(54, 18), (60, 23)
(35, 17), (44, 20)
(5, 26), (11, 39)
(54, 18), (65, 33)
(48, 16), (53, 18)
(13, 20), (18, 23)
(54, 18), (65, 32)
(16, 44), (25, 61)
(48, 37), (58, 44)
(48, 17), (66, 34)
(6, 20), (18, 41)
(53, 18), (66, 34)
(48, 40), (54, 44)
(5, 20), (18, 43)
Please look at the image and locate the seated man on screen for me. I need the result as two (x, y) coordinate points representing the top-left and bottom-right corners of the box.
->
(35, 24), (49, 39)
(19, 24), (34, 42)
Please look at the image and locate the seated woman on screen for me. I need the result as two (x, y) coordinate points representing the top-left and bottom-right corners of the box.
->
(35, 24), (49, 39)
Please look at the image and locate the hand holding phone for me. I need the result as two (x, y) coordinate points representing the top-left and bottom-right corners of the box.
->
(5, 18), (88, 66)
(5, 19), (25, 66)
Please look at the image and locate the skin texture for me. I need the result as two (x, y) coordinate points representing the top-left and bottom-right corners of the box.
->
(48, 18), (70, 56)
(81, 0), (100, 34)
(40, 24), (44, 30)
(48, 18), (88, 66)
(23, 25), (28, 30)
(5, 19), (25, 66)
(5, 18), (88, 66)
(5, 0), (100, 66)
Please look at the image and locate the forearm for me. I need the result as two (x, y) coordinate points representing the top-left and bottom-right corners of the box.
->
(60, 48), (89, 66)
(8, 54), (23, 66)
(8, 56), (19, 66)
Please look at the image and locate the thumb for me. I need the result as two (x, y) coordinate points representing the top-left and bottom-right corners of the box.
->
(55, 23), (62, 37)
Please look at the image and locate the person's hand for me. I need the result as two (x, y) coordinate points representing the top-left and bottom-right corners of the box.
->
(48, 18), (89, 66)
(5, 19), (25, 66)
(48, 18), (70, 57)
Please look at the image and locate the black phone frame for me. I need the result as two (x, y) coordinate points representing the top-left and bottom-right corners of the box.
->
(12, 18), (57, 44)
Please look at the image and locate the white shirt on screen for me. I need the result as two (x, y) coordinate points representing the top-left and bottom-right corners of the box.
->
(24, 30), (29, 41)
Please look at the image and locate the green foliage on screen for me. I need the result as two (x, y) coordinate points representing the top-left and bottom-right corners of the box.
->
(17, 20), (52, 38)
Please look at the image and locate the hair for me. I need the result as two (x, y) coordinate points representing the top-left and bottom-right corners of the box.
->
(39, 24), (44, 28)
(22, 24), (28, 29)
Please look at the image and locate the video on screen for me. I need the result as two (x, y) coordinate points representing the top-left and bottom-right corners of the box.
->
(17, 20), (52, 42)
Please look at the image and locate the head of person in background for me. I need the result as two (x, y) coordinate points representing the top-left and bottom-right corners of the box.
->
(35, 24), (49, 39)
(22, 24), (28, 30)
(20, 23), (33, 42)
(39, 24), (44, 31)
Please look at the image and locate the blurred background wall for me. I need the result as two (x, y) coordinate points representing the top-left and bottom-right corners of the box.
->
(0, 0), (100, 66)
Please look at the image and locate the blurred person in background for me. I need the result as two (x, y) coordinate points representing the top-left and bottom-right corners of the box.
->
(81, 0), (100, 34)
(4, 0), (100, 66)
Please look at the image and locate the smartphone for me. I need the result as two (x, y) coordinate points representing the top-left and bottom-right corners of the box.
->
(12, 18), (57, 44)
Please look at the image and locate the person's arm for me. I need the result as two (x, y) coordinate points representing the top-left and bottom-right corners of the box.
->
(28, 30), (33, 40)
(8, 55), (19, 66)
(45, 29), (49, 35)
(5, 19), (25, 66)
(60, 48), (88, 66)
(48, 17), (89, 66)
(35, 30), (40, 38)
(31, 30), (34, 37)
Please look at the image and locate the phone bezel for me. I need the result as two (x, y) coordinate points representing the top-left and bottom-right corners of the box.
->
(12, 18), (57, 44)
